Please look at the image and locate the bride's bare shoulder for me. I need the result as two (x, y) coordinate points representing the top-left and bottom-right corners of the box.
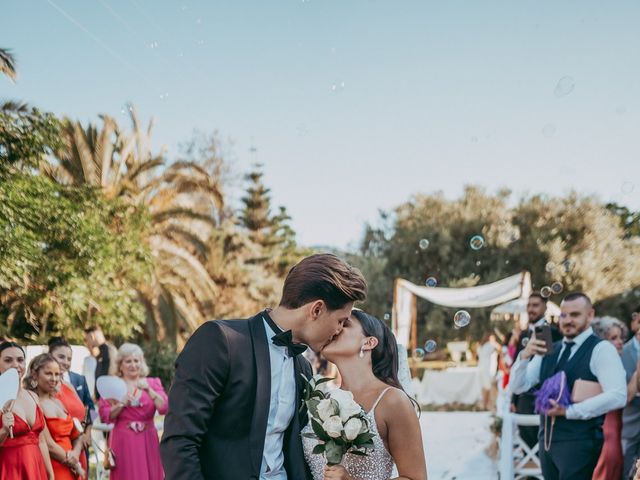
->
(379, 386), (416, 412)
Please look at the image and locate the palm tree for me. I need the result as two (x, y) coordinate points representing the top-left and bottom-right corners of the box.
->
(44, 106), (226, 345)
(0, 48), (17, 82)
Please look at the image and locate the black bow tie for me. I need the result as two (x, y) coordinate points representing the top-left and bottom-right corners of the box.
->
(272, 330), (307, 357)
(262, 311), (307, 357)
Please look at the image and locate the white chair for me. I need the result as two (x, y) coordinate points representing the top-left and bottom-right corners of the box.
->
(499, 412), (543, 480)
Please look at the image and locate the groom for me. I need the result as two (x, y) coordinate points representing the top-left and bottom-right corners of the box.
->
(160, 253), (368, 480)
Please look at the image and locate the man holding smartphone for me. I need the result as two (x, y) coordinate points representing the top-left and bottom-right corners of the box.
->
(510, 292), (626, 479)
(513, 293), (563, 449)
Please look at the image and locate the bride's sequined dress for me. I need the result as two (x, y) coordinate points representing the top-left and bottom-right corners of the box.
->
(302, 388), (395, 480)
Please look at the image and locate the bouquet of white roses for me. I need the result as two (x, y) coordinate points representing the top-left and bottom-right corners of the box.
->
(301, 374), (376, 465)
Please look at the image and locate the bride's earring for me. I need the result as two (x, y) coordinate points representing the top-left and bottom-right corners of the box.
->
(30, 378), (38, 389)
(359, 346), (365, 359)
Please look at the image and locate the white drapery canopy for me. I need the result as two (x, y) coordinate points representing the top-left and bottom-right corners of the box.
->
(392, 272), (531, 346)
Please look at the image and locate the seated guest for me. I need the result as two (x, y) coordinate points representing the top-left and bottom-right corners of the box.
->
(28, 353), (86, 479)
(592, 316), (630, 480)
(98, 343), (167, 480)
(48, 337), (93, 478)
(0, 342), (54, 480)
(510, 293), (626, 480)
(622, 304), (640, 477)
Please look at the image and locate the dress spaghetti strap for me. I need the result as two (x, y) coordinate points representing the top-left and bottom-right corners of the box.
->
(369, 387), (393, 413)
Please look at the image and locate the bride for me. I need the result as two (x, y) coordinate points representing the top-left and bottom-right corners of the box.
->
(302, 310), (428, 480)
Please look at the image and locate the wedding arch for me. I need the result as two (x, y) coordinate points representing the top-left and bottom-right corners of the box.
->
(391, 271), (532, 349)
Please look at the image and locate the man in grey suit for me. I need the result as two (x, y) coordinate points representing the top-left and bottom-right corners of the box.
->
(621, 305), (640, 477)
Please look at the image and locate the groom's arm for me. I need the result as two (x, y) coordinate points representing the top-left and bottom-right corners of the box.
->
(160, 321), (230, 480)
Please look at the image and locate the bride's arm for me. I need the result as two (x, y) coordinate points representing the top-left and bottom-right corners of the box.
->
(383, 389), (428, 480)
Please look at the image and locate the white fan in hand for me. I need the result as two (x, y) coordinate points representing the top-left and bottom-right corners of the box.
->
(96, 376), (127, 401)
(0, 368), (20, 438)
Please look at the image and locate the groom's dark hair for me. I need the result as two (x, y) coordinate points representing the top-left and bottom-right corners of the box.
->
(279, 253), (367, 310)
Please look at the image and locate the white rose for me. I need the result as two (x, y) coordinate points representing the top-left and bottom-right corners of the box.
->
(343, 417), (363, 441)
(322, 415), (344, 438)
(317, 398), (337, 422)
(331, 389), (363, 422)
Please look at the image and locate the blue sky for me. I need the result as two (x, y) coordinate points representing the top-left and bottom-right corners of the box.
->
(3, 0), (639, 248)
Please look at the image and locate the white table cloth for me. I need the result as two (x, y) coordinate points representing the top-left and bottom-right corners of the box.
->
(416, 366), (482, 405)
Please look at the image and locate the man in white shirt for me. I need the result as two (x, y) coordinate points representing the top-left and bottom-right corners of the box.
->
(510, 292), (626, 480)
(512, 292), (563, 448)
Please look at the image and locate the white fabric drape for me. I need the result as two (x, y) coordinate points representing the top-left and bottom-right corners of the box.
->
(392, 272), (530, 345)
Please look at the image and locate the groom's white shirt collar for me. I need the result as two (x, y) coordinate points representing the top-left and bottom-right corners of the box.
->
(260, 317), (296, 480)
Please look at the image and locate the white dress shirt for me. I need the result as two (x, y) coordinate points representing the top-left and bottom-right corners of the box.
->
(510, 326), (627, 420)
(260, 318), (297, 480)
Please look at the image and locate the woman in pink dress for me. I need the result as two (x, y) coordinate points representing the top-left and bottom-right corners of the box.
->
(98, 343), (168, 480)
(592, 317), (632, 480)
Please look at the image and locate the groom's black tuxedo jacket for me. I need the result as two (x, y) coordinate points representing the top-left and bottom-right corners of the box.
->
(160, 312), (313, 480)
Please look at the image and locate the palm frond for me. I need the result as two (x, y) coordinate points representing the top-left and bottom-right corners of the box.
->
(0, 48), (17, 82)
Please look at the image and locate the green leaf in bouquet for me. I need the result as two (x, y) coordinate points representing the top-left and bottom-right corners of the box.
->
(325, 440), (345, 466)
(307, 398), (321, 419)
(311, 390), (326, 400)
(312, 444), (326, 455)
(354, 432), (375, 445)
(311, 419), (330, 442)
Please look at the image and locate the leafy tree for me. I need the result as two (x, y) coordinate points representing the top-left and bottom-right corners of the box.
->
(350, 186), (640, 347)
(0, 109), (152, 342)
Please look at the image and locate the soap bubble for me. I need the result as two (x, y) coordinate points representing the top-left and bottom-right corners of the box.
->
(469, 235), (485, 250)
(551, 282), (564, 294)
(545, 262), (556, 273)
(414, 348), (425, 358)
(425, 277), (438, 288)
(622, 182), (635, 195)
(424, 340), (437, 353)
(540, 286), (552, 298)
(521, 337), (530, 347)
(554, 76), (575, 97)
(419, 238), (430, 250)
(383, 313), (391, 321)
(453, 310), (471, 328)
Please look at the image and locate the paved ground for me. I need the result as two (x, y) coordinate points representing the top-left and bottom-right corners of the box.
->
(421, 411), (499, 479)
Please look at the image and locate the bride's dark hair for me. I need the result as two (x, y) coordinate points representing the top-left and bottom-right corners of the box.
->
(351, 309), (403, 390)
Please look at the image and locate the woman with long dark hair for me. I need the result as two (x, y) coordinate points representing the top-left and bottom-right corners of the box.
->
(302, 310), (427, 480)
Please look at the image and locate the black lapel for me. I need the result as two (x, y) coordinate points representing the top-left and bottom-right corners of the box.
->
(248, 312), (271, 475)
(294, 356), (309, 425)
